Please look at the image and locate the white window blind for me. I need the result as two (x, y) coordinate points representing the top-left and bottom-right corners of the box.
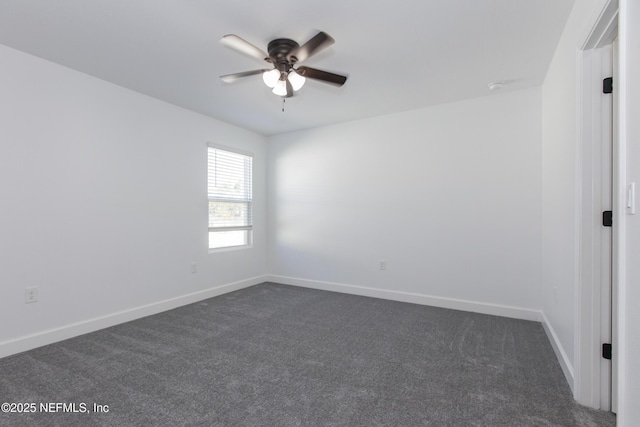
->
(208, 145), (253, 249)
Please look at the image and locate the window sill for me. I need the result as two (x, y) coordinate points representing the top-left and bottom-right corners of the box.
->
(208, 244), (252, 254)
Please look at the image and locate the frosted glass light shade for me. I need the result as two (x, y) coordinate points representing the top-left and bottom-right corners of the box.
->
(272, 80), (288, 96)
(262, 69), (280, 88)
(287, 70), (306, 91)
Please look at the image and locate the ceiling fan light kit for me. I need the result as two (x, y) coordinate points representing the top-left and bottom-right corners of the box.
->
(220, 31), (347, 99)
(262, 68), (305, 95)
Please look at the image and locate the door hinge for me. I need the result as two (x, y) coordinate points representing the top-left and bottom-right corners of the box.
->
(603, 343), (612, 360)
(603, 210), (613, 227)
(603, 77), (613, 94)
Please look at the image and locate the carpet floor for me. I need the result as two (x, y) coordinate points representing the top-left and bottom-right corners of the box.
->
(0, 282), (615, 426)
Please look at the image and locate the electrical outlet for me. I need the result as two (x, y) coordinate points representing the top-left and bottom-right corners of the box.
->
(191, 262), (198, 273)
(25, 287), (38, 304)
(379, 260), (387, 271)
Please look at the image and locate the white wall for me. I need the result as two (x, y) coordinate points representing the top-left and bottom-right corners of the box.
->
(267, 88), (542, 319)
(540, 0), (608, 393)
(619, 0), (640, 424)
(0, 44), (267, 356)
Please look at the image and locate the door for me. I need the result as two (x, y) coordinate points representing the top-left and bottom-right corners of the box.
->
(609, 37), (618, 414)
(599, 39), (617, 413)
(599, 42), (613, 411)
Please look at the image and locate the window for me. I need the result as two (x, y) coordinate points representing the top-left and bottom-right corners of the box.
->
(207, 145), (253, 250)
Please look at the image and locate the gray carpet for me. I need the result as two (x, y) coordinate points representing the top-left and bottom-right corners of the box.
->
(0, 282), (615, 426)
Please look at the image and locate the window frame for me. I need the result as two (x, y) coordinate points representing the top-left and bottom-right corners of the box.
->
(207, 143), (254, 252)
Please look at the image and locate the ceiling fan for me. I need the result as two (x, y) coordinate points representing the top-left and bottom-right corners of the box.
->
(220, 31), (347, 98)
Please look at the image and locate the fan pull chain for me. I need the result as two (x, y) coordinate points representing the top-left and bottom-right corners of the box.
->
(282, 98), (285, 112)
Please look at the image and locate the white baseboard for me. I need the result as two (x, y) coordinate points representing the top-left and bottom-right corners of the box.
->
(0, 275), (267, 359)
(267, 276), (579, 387)
(540, 311), (575, 392)
(266, 275), (542, 322)
(3, 274), (573, 396)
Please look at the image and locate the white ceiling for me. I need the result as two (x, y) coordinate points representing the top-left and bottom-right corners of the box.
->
(0, 0), (574, 136)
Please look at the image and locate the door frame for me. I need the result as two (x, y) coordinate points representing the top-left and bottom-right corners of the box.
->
(575, 0), (619, 411)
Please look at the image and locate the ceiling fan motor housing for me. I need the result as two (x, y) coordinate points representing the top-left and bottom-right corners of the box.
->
(268, 38), (299, 73)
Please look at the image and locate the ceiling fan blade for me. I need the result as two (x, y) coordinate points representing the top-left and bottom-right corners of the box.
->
(296, 66), (347, 87)
(220, 69), (270, 83)
(288, 31), (335, 63)
(220, 34), (270, 62)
